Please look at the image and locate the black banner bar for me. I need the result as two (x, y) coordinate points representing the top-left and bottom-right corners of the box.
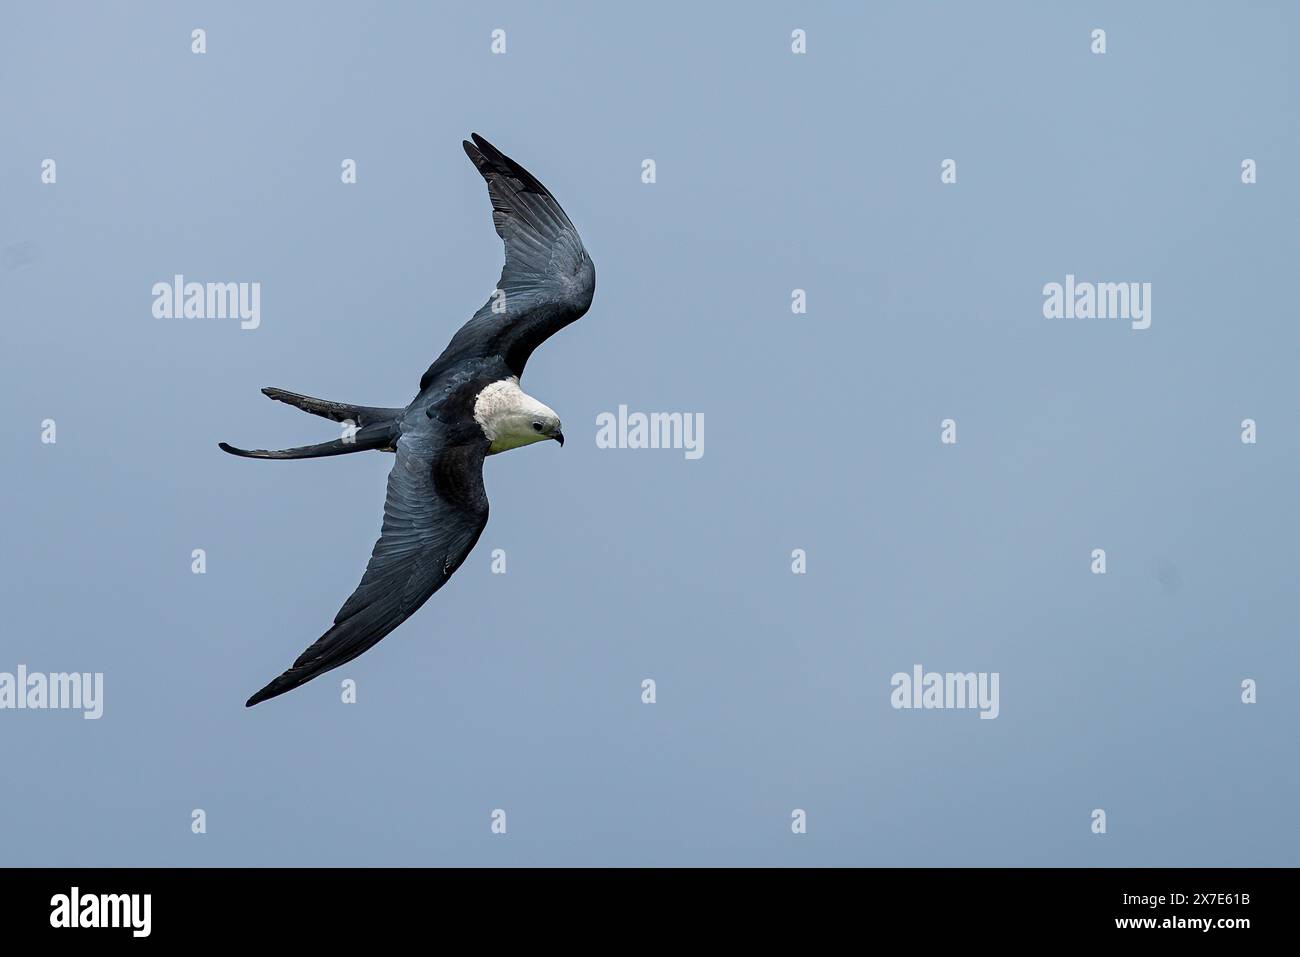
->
(0, 867), (1282, 942)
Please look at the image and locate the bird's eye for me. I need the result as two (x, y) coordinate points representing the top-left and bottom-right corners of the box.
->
(532, 422), (543, 432)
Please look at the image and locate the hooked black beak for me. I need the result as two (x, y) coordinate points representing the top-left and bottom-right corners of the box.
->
(554, 431), (564, 447)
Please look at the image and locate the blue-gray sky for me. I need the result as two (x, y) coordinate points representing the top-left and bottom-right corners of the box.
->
(2, 1), (1297, 865)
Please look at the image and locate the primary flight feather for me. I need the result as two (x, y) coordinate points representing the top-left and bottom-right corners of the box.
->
(221, 134), (595, 707)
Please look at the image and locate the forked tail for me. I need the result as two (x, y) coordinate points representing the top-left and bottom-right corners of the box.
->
(219, 386), (403, 460)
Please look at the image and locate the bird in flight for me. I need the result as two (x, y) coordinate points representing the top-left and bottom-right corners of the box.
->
(221, 134), (595, 707)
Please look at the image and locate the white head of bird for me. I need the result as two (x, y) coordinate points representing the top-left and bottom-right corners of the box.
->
(474, 377), (564, 454)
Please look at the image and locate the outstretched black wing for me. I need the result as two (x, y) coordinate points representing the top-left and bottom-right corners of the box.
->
(245, 423), (490, 706)
(420, 133), (595, 388)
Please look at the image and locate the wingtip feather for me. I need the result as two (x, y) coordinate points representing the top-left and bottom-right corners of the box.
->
(246, 676), (289, 707)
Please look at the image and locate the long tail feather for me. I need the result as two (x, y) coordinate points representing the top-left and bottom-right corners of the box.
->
(261, 387), (402, 428)
(219, 422), (395, 460)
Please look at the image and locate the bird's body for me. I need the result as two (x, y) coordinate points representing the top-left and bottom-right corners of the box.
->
(221, 135), (594, 707)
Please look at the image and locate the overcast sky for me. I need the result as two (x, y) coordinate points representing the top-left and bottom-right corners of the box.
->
(2, 0), (1297, 865)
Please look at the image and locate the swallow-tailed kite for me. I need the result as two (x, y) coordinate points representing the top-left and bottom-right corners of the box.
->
(221, 135), (595, 706)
